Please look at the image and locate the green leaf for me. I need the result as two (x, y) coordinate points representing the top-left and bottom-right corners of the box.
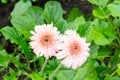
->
(107, 4), (120, 18)
(113, 0), (120, 4)
(110, 49), (120, 65)
(65, 16), (86, 31)
(0, 45), (3, 50)
(90, 44), (99, 58)
(43, 1), (67, 32)
(43, 1), (64, 24)
(92, 31), (111, 45)
(73, 65), (88, 80)
(23, 6), (44, 25)
(83, 24), (94, 42)
(93, 19), (108, 32)
(113, 18), (120, 28)
(77, 21), (92, 37)
(93, 19), (115, 40)
(67, 7), (83, 22)
(105, 74), (120, 80)
(78, 19), (113, 45)
(98, 47), (112, 56)
(46, 58), (60, 71)
(0, 50), (11, 68)
(96, 64), (107, 79)
(45, 59), (75, 80)
(0, 50), (19, 68)
(104, 27), (115, 41)
(117, 63), (120, 76)
(88, 30), (111, 45)
(55, 69), (75, 80)
(11, 16), (35, 39)
(11, 6), (44, 39)
(11, 0), (32, 18)
(73, 59), (99, 80)
(93, 7), (108, 19)
(88, 0), (108, 7)
(97, 47), (112, 61)
(54, 17), (67, 33)
(3, 68), (24, 80)
(1, 27), (31, 59)
(1, 0), (7, 4)
(100, 49), (120, 78)
(28, 72), (46, 80)
(88, 0), (99, 5)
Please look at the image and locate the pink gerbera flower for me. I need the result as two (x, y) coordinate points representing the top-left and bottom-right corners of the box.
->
(29, 24), (61, 59)
(56, 30), (90, 69)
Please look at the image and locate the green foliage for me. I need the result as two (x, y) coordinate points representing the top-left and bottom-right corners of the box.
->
(0, 50), (23, 68)
(65, 16), (86, 30)
(0, 27), (31, 59)
(89, 44), (99, 58)
(23, 6), (44, 25)
(77, 21), (92, 37)
(0, 50), (30, 79)
(67, 7), (83, 22)
(104, 74), (120, 80)
(88, 30), (111, 45)
(88, 0), (109, 7)
(43, 1), (64, 24)
(73, 60), (99, 80)
(11, 17), (35, 39)
(0, 0), (120, 80)
(46, 58), (60, 71)
(110, 49), (120, 65)
(55, 69), (75, 80)
(28, 72), (46, 80)
(43, 1), (67, 32)
(3, 69), (25, 80)
(93, 7), (108, 19)
(11, 0), (32, 18)
(98, 47), (112, 57)
(1, 0), (7, 4)
(107, 3), (120, 18)
(116, 63), (120, 76)
(11, 6), (44, 39)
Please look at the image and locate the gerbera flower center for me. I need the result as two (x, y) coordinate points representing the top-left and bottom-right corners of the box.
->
(44, 38), (49, 42)
(40, 34), (54, 47)
(69, 42), (81, 55)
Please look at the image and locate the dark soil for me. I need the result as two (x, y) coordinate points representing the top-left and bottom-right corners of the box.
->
(0, 0), (92, 80)
(0, 2), (15, 27)
(60, 0), (92, 15)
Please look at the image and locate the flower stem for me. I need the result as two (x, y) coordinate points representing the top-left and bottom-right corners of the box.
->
(49, 63), (62, 80)
(40, 58), (49, 76)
